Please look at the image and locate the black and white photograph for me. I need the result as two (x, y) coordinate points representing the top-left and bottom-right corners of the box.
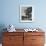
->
(20, 5), (34, 22)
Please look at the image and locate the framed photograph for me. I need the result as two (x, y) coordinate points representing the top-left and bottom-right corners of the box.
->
(20, 5), (34, 22)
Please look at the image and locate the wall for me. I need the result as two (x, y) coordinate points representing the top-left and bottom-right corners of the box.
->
(0, 0), (46, 29)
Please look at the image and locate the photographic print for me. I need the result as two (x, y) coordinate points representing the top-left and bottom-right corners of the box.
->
(20, 5), (34, 22)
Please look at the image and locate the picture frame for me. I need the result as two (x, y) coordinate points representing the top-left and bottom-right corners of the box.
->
(20, 5), (34, 22)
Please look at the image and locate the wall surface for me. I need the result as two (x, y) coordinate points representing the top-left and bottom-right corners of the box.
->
(0, 0), (46, 29)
